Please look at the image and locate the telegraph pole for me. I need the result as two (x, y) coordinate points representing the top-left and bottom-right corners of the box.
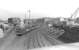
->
(27, 9), (31, 24)
(25, 8), (26, 19)
(28, 9), (31, 19)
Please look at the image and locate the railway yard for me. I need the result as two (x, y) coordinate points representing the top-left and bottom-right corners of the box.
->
(0, 17), (79, 50)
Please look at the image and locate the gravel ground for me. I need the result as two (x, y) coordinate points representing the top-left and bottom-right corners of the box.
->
(0, 24), (64, 50)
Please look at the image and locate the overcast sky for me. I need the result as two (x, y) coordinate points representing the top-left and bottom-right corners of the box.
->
(0, 0), (79, 19)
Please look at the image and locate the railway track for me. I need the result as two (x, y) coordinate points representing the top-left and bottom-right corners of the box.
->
(0, 24), (64, 50)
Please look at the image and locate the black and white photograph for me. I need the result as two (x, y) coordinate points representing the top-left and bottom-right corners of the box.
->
(0, 0), (79, 50)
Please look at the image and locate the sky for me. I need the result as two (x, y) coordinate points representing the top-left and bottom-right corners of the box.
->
(0, 0), (79, 19)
